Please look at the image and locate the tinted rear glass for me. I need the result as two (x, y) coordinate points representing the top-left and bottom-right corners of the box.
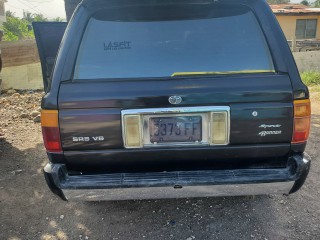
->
(74, 5), (274, 79)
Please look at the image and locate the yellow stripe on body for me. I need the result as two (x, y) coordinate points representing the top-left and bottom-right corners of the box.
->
(171, 70), (275, 77)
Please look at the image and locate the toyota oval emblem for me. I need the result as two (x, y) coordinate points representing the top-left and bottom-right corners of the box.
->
(169, 96), (182, 105)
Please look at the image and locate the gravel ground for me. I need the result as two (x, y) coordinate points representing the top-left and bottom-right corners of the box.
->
(0, 89), (319, 240)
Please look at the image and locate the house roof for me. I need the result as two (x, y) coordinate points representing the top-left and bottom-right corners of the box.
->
(270, 4), (320, 15)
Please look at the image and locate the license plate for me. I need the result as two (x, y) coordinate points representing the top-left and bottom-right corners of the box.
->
(149, 116), (202, 143)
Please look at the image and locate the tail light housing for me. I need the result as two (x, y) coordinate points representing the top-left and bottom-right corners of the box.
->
(210, 112), (229, 145)
(123, 115), (143, 148)
(41, 110), (62, 152)
(292, 99), (311, 144)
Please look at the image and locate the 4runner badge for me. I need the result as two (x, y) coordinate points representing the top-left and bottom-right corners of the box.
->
(169, 96), (182, 105)
(258, 131), (282, 137)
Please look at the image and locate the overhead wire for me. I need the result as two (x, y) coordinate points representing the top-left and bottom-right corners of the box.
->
(6, 2), (24, 10)
(16, 0), (42, 15)
(6, 0), (65, 19)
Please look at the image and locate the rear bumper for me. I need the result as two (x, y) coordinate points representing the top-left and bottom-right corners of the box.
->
(43, 153), (311, 201)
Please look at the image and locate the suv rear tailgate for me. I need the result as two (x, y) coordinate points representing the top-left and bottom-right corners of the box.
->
(58, 74), (293, 153)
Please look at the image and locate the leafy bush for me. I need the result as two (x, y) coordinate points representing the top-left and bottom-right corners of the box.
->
(2, 11), (53, 41)
(3, 16), (34, 41)
(300, 72), (320, 86)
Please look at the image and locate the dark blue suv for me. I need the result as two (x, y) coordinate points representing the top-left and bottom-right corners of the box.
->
(34, 0), (311, 201)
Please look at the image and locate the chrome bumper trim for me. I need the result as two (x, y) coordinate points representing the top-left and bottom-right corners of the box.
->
(63, 182), (294, 201)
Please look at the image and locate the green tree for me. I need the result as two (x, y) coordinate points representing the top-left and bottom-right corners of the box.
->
(314, 0), (320, 7)
(33, 13), (48, 22)
(53, 17), (65, 22)
(2, 11), (62, 41)
(3, 16), (34, 41)
(5, 10), (16, 18)
(22, 11), (34, 23)
(300, 0), (310, 5)
(22, 12), (50, 24)
(267, 0), (290, 3)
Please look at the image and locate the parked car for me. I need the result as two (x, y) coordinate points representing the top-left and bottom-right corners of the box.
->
(34, 0), (311, 201)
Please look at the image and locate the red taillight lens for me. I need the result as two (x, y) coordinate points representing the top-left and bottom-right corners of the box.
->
(292, 99), (311, 144)
(41, 110), (62, 153)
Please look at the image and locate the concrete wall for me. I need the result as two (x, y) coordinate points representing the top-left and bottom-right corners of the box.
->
(292, 51), (320, 72)
(2, 40), (40, 68)
(276, 15), (320, 40)
(1, 63), (43, 90)
(1, 40), (43, 90)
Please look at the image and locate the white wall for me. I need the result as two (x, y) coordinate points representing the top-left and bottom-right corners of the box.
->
(1, 63), (43, 90)
(292, 51), (320, 72)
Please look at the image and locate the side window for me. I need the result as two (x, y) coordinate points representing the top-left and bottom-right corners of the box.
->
(296, 19), (317, 39)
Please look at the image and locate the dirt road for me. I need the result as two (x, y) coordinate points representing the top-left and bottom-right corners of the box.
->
(0, 89), (319, 240)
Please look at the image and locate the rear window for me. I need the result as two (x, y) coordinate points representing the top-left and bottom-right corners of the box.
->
(74, 5), (274, 80)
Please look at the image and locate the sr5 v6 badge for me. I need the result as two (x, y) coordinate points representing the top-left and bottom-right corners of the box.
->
(73, 136), (105, 142)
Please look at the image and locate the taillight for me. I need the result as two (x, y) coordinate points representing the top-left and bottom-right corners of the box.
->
(41, 110), (62, 152)
(292, 99), (311, 144)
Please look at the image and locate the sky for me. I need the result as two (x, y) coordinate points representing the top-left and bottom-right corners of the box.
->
(5, 0), (66, 20)
(4, 0), (316, 20)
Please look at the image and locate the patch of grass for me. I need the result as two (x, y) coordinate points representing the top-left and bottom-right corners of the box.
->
(300, 71), (320, 86)
(309, 85), (320, 92)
